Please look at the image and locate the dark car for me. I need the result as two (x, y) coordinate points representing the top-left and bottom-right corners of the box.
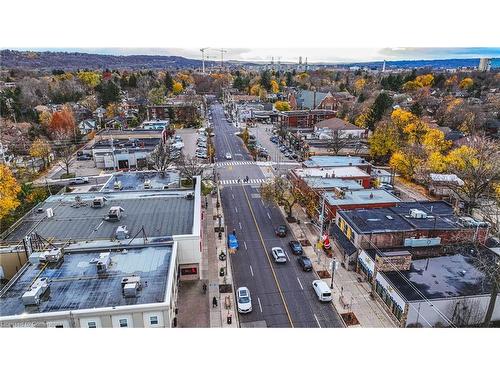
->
(77, 154), (92, 161)
(289, 240), (303, 255)
(297, 256), (313, 271)
(275, 225), (288, 237)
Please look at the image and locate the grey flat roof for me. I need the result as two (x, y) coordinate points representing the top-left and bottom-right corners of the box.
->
(382, 253), (492, 301)
(339, 201), (459, 234)
(325, 189), (400, 206)
(2, 190), (195, 244)
(303, 177), (364, 190)
(0, 243), (173, 317)
(102, 171), (180, 191)
(303, 156), (367, 168)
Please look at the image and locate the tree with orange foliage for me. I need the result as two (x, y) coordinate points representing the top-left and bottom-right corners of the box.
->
(49, 106), (76, 140)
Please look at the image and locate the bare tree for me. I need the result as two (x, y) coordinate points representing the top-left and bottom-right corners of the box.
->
(57, 143), (75, 177)
(260, 176), (304, 218)
(175, 155), (204, 184)
(149, 141), (175, 174)
(444, 135), (500, 215)
(326, 130), (350, 155)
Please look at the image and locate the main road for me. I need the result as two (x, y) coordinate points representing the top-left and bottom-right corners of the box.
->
(210, 102), (344, 328)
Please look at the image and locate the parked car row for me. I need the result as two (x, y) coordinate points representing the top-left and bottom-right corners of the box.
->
(270, 136), (299, 160)
(196, 134), (208, 159)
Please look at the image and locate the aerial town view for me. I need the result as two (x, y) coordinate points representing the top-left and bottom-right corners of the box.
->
(0, 0), (498, 373)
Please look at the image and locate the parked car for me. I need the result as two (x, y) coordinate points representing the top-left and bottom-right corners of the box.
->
(77, 154), (92, 161)
(297, 256), (313, 271)
(225, 152), (232, 160)
(275, 225), (288, 237)
(70, 177), (89, 185)
(236, 287), (252, 314)
(271, 247), (287, 263)
(289, 241), (303, 255)
(312, 280), (332, 302)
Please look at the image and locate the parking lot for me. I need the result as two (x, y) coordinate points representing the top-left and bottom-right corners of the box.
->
(251, 123), (299, 163)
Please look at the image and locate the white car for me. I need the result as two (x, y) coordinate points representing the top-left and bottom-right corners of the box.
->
(70, 177), (89, 185)
(236, 287), (252, 313)
(225, 152), (232, 160)
(271, 247), (287, 263)
(312, 280), (332, 302)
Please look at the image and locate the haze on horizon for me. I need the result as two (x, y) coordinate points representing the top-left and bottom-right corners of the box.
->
(8, 47), (500, 64)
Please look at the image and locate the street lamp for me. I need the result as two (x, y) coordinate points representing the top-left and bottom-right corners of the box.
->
(330, 258), (337, 289)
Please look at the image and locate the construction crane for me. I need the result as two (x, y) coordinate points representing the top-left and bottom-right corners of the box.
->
(200, 47), (209, 74)
(213, 48), (228, 68)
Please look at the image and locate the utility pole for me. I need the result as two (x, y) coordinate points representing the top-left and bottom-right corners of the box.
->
(214, 48), (228, 69)
(200, 47), (209, 74)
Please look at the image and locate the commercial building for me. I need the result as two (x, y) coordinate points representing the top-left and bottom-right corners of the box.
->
(1, 176), (202, 280)
(290, 166), (372, 188)
(335, 201), (489, 252)
(302, 155), (371, 173)
(356, 249), (500, 327)
(314, 118), (366, 139)
(277, 109), (336, 130)
(0, 241), (179, 328)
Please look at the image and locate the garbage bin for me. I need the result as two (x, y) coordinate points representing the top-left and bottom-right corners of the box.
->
(219, 267), (225, 276)
(227, 315), (232, 325)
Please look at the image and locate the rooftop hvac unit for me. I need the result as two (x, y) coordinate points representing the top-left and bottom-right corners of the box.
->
(41, 248), (63, 263)
(106, 206), (124, 221)
(121, 275), (141, 288)
(46, 208), (54, 218)
(123, 282), (139, 297)
(409, 209), (427, 219)
(29, 251), (44, 265)
(22, 277), (49, 306)
(91, 197), (106, 208)
(115, 225), (129, 240)
(144, 179), (152, 189)
(404, 237), (441, 247)
(95, 252), (111, 273)
(113, 180), (122, 190)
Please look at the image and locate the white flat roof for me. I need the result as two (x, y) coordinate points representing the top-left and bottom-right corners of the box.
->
(294, 166), (369, 178)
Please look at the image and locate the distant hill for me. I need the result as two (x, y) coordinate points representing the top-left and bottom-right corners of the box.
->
(0, 50), (203, 70)
(0, 49), (497, 71)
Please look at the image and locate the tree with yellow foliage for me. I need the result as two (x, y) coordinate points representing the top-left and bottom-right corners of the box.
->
(368, 122), (399, 161)
(77, 71), (101, 88)
(270, 80), (279, 94)
(415, 74), (434, 87)
(39, 111), (52, 128)
(29, 138), (52, 169)
(250, 84), (261, 96)
(172, 81), (183, 95)
(389, 149), (422, 180)
(274, 101), (291, 111)
(422, 128), (451, 153)
(427, 151), (447, 173)
(354, 78), (366, 94)
(459, 77), (473, 90)
(106, 103), (119, 119)
(0, 164), (21, 220)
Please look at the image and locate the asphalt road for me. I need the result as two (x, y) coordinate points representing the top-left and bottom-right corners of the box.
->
(211, 102), (344, 328)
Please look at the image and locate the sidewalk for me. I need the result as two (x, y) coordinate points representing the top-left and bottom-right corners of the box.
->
(284, 205), (396, 328)
(202, 192), (239, 328)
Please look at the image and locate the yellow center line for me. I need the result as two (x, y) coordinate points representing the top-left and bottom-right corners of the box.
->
(241, 184), (294, 328)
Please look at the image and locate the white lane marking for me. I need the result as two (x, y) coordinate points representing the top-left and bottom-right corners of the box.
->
(94, 221), (104, 231)
(249, 265), (254, 277)
(267, 212), (271, 220)
(239, 222), (242, 230)
(314, 314), (322, 328)
(244, 241), (247, 250)
(235, 207), (238, 213)
(232, 194), (235, 199)
(285, 250), (291, 262)
(297, 277), (304, 290)
(257, 297), (263, 313)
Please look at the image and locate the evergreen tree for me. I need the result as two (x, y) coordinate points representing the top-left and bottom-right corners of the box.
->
(164, 72), (174, 92)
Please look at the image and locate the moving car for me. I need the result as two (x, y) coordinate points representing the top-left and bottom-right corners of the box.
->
(228, 233), (239, 249)
(236, 287), (252, 314)
(70, 177), (89, 185)
(297, 256), (313, 271)
(275, 225), (288, 237)
(312, 280), (332, 302)
(225, 152), (232, 160)
(289, 241), (303, 255)
(271, 247), (287, 263)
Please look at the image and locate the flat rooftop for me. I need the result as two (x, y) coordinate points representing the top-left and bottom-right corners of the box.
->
(102, 171), (180, 191)
(0, 243), (173, 317)
(325, 189), (400, 206)
(303, 177), (364, 190)
(382, 253), (492, 301)
(294, 166), (369, 179)
(2, 190), (195, 244)
(338, 201), (461, 234)
(303, 156), (367, 168)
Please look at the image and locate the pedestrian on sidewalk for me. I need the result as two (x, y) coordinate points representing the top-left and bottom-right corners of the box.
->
(212, 296), (218, 308)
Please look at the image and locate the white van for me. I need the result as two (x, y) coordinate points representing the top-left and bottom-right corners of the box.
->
(312, 280), (332, 302)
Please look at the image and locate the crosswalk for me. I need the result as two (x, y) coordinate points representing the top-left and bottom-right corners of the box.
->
(215, 161), (256, 167)
(219, 178), (270, 186)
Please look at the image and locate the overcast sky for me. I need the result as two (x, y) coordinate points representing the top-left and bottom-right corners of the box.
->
(17, 47), (500, 63)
